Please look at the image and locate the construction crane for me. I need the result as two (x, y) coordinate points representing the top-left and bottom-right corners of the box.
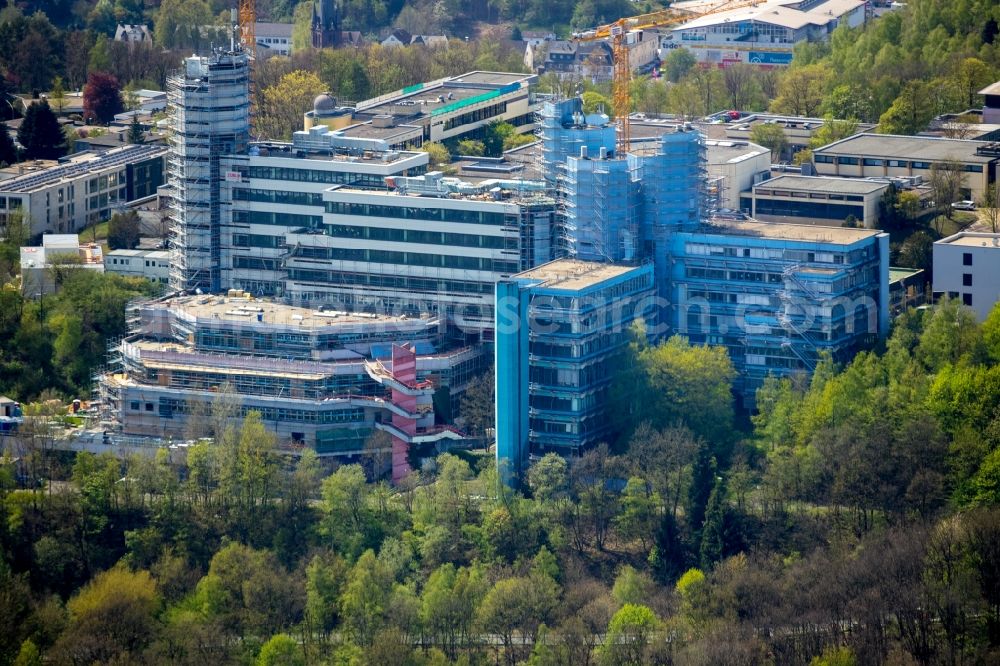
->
(574, 0), (763, 155)
(238, 0), (257, 133)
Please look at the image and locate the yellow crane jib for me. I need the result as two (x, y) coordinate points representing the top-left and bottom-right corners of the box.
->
(572, 0), (764, 154)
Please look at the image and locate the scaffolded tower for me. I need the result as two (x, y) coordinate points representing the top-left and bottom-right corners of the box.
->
(167, 39), (250, 293)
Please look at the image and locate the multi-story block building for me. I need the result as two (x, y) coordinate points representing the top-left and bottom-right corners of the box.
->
(20, 234), (104, 295)
(167, 49), (251, 293)
(97, 294), (484, 478)
(0, 145), (166, 236)
(933, 232), (1000, 320)
(667, 220), (889, 403)
(741, 175), (890, 228)
(218, 128), (430, 298)
(812, 134), (999, 200)
(281, 172), (556, 332)
(495, 260), (656, 482)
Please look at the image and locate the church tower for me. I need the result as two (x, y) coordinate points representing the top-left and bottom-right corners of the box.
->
(311, 0), (341, 48)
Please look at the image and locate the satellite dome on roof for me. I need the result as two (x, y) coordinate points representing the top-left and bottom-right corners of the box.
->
(313, 93), (337, 113)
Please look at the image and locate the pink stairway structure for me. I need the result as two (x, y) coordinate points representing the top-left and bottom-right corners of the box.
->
(364, 343), (465, 482)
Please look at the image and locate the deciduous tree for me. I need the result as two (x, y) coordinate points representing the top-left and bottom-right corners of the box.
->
(83, 71), (124, 124)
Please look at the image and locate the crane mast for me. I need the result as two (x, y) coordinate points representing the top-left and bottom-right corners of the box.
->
(576, 0), (764, 155)
(238, 0), (257, 134)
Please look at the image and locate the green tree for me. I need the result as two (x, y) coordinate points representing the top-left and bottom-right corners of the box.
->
(483, 120), (518, 156)
(750, 122), (788, 161)
(663, 48), (697, 83)
(898, 231), (935, 271)
(259, 70), (325, 140)
(879, 81), (935, 135)
(0, 121), (17, 166)
(107, 210), (141, 250)
(528, 452), (568, 504)
(477, 574), (559, 666)
(810, 646), (857, 666)
(50, 76), (66, 114)
(127, 115), (145, 144)
(339, 549), (391, 646)
(459, 369), (494, 440)
(456, 139), (486, 156)
(50, 565), (160, 664)
(600, 603), (659, 666)
(256, 633), (304, 666)
(611, 565), (653, 607)
(770, 64), (829, 117)
(421, 141), (451, 167)
(17, 100), (65, 160)
(699, 476), (726, 569)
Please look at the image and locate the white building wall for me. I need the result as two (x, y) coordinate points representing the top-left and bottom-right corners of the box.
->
(933, 233), (1000, 320)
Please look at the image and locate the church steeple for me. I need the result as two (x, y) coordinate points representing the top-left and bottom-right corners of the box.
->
(311, 0), (341, 48)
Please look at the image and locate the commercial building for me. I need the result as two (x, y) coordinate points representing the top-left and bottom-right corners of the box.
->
(96, 294), (485, 479)
(741, 175), (889, 228)
(495, 260), (656, 482)
(20, 234), (104, 295)
(664, 0), (867, 67)
(932, 232), (1000, 320)
(0, 145), (167, 236)
(105, 249), (171, 284)
(812, 134), (999, 200)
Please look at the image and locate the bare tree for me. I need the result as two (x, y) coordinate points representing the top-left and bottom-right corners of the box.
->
(928, 158), (965, 217)
(978, 178), (1000, 232)
(723, 63), (759, 111)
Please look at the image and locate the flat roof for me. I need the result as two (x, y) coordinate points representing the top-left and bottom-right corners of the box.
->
(706, 140), (770, 164)
(935, 231), (1000, 248)
(0, 145), (167, 194)
(756, 175), (890, 195)
(702, 219), (881, 244)
(356, 71), (533, 117)
(338, 122), (423, 141)
(890, 267), (924, 282)
(160, 294), (438, 329)
(813, 133), (995, 163)
(515, 259), (644, 291)
(675, 0), (864, 31)
(249, 141), (426, 165)
(106, 249), (171, 259)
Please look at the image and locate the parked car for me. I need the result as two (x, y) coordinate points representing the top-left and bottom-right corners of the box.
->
(951, 200), (976, 211)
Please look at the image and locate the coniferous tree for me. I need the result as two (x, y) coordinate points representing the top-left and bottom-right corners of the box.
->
(699, 477), (726, 569)
(16, 100), (65, 160)
(687, 439), (716, 535)
(0, 121), (17, 166)
(127, 114), (144, 145)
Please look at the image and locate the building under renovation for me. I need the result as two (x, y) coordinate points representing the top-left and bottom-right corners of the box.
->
(97, 294), (485, 479)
